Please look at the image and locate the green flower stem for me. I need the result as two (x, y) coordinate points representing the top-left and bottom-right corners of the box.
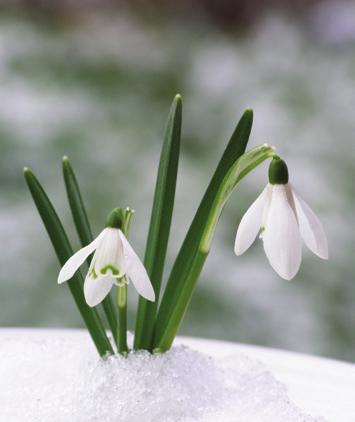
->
(153, 110), (254, 351)
(62, 157), (118, 343)
(153, 114), (275, 351)
(123, 208), (135, 235)
(24, 167), (114, 357)
(117, 283), (128, 354)
(159, 145), (275, 352)
(200, 145), (276, 253)
(134, 95), (182, 351)
(115, 208), (134, 354)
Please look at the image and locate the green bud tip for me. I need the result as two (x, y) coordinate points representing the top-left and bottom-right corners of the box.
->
(268, 156), (289, 185)
(106, 208), (123, 229)
(62, 155), (69, 162)
(23, 166), (30, 173)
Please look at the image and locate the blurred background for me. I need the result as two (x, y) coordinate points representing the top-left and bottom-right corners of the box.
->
(1, 0), (354, 361)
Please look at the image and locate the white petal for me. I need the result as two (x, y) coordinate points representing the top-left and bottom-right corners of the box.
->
(261, 184), (273, 228)
(84, 275), (115, 307)
(119, 231), (155, 302)
(94, 228), (126, 277)
(263, 185), (302, 280)
(57, 229), (108, 284)
(234, 184), (271, 255)
(292, 188), (328, 259)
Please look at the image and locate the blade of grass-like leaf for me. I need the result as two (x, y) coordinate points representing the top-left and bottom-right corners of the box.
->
(155, 143), (275, 351)
(62, 157), (93, 246)
(134, 94), (182, 350)
(62, 156), (118, 344)
(153, 110), (264, 351)
(24, 168), (114, 357)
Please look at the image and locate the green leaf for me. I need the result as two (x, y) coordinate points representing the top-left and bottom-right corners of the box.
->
(134, 94), (182, 350)
(154, 111), (275, 351)
(62, 157), (118, 344)
(24, 167), (114, 357)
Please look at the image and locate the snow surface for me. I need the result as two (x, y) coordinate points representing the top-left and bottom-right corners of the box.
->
(0, 330), (324, 422)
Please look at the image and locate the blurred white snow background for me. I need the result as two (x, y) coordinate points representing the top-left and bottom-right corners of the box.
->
(0, 2), (355, 361)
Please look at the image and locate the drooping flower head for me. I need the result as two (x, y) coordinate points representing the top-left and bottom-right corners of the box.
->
(234, 157), (328, 280)
(58, 208), (155, 306)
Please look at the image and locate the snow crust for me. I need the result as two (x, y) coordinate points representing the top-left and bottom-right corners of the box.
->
(0, 330), (324, 422)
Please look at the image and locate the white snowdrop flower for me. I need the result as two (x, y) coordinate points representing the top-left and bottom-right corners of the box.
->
(234, 157), (328, 280)
(58, 210), (155, 307)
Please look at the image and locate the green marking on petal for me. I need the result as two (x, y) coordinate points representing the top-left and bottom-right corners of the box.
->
(100, 264), (120, 275)
(90, 267), (98, 279)
(259, 226), (266, 239)
(115, 275), (128, 286)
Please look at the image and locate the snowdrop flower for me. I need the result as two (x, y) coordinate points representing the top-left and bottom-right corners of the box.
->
(234, 157), (328, 280)
(58, 209), (155, 306)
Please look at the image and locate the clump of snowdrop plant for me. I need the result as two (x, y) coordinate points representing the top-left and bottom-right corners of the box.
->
(24, 95), (327, 357)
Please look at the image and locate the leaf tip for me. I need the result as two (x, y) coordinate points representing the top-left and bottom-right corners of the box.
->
(23, 167), (33, 179)
(173, 94), (182, 112)
(62, 156), (72, 174)
(23, 167), (34, 185)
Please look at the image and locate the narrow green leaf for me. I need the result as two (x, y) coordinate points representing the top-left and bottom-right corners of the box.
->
(62, 157), (118, 343)
(153, 109), (257, 350)
(62, 157), (93, 246)
(134, 94), (182, 350)
(24, 168), (114, 357)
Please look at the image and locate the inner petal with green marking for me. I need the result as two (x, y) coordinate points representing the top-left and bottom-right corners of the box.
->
(100, 264), (120, 275)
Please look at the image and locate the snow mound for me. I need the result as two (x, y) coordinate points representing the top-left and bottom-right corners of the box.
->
(0, 330), (324, 422)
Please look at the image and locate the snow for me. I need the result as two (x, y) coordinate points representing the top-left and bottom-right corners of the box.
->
(0, 330), (324, 422)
